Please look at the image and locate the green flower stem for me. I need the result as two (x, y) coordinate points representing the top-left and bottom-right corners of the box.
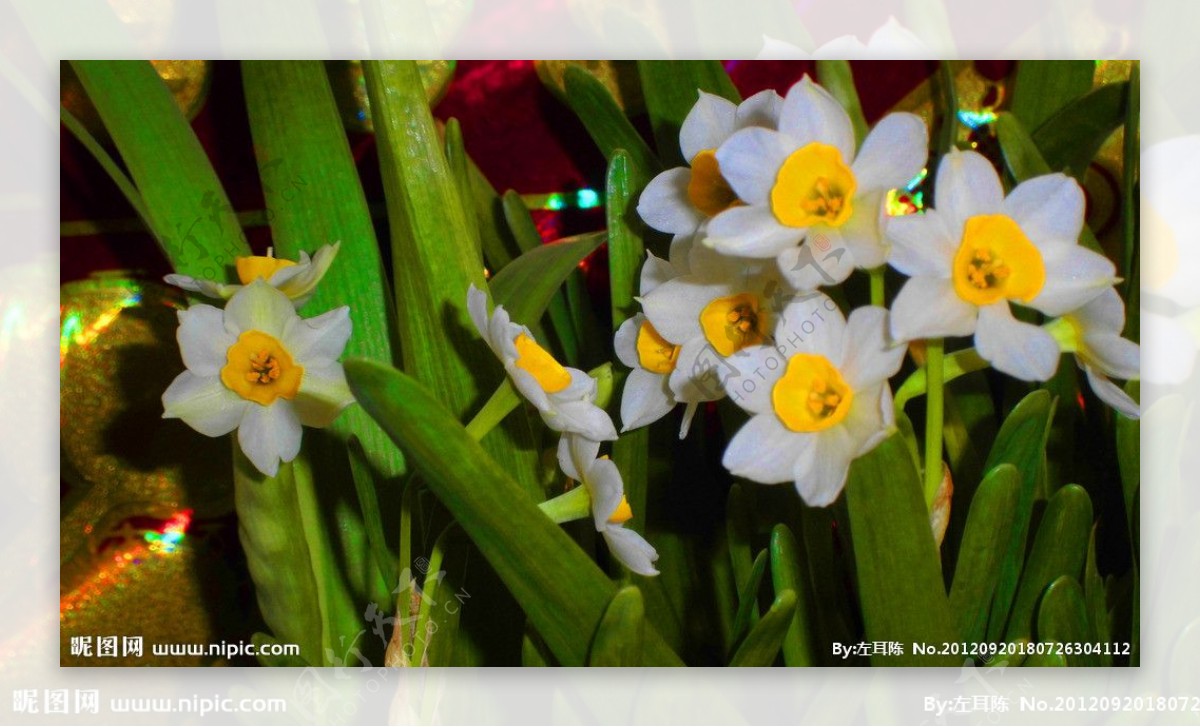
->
(893, 347), (990, 410)
(868, 267), (886, 307)
(411, 526), (450, 666)
(538, 485), (593, 524)
(464, 379), (522, 441)
(396, 475), (418, 657)
(923, 339), (946, 509)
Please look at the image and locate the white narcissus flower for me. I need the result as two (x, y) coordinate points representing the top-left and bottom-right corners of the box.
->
(165, 242), (341, 309)
(557, 434), (659, 576)
(640, 246), (793, 436)
(1055, 288), (1140, 418)
(722, 294), (905, 506)
(467, 285), (617, 442)
(162, 279), (356, 477)
(886, 149), (1118, 381)
(707, 76), (928, 290)
(637, 89), (783, 238)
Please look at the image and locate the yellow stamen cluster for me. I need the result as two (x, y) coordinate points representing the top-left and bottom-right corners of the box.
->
(687, 149), (740, 217)
(635, 320), (680, 374)
(513, 333), (572, 393)
(700, 293), (770, 357)
(952, 214), (1046, 306)
(770, 142), (856, 228)
(245, 349), (283, 384)
(772, 353), (854, 433)
(221, 330), (303, 406)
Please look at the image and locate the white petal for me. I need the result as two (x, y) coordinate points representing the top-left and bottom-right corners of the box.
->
(777, 76), (855, 162)
(722, 413), (804, 484)
(1070, 287), (1125, 335)
(974, 303), (1061, 381)
(163, 274), (241, 300)
(544, 400), (618, 441)
(585, 456), (626, 532)
(639, 251), (677, 296)
(637, 168), (705, 235)
(935, 149), (1004, 233)
(884, 209), (956, 277)
(707, 205), (802, 258)
(667, 234), (694, 274)
(275, 242), (340, 306)
(734, 89), (783, 130)
(282, 306), (352, 366)
(722, 344), (787, 415)
(778, 240), (855, 290)
(620, 368), (676, 431)
(833, 192), (887, 269)
(757, 35), (808, 60)
(614, 315), (642, 369)
(841, 306), (905, 387)
(1080, 332), (1139, 381)
(467, 284), (491, 346)
(1082, 363), (1140, 419)
(667, 336), (731, 404)
(162, 371), (248, 437)
(508, 366), (552, 412)
(1030, 245), (1117, 316)
(889, 276), (977, 342)
(851, 112), (928, 193)
(294, 362), (355, 428)
(792, 426), (854, 506)
(680, 91), (738, 162)
(841, 384), (893, 457)
(602, 527), (660, 577)
(556, 366), (600, 400)
(640, 277), (725, 343)
(773, 293), (846, 359)
(224, 279), (297, 338)
(714, 127), (796, 206)
(679, 401), (700, 438)
(489, 307), (522, 361)
(176, 304), (234, 376)
(556, 432), (600, 483)
(238, 401), (303, 478)
(1002, 175), (1084, 247)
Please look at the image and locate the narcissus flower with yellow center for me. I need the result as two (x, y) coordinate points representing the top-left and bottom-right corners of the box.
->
(164, 242), (340, 309)
(706, 76), (927, 291)
(637, 89), (783, 238)
(553, 434), (659, 576)
(161, 279), (356, 477)
(721, 294), (905, 506)
(1048, 288), (1140, 418)
(467, 285), (617, 443)
(886, 149), (1118, 381)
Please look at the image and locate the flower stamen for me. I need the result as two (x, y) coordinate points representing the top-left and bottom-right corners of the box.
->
(772, 353), (854, 432)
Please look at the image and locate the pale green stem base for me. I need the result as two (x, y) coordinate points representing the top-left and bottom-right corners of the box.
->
(923, 339), (946, 509)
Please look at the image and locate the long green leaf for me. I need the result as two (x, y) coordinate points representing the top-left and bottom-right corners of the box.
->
(489, 232), (607, 327)
(845, 434), (958, 665)
(1084, 526), (1112, 666)
(730, 549), (768, 652)
(1032, 82), (1128, 181)
(588, 586), (646, 666)
(984, 390), (1056, 643)
(562, 65), (661, 176)
(344, 359), (683, 666)
(949, 463), (1021, 644)
(1036, 576), (1095, 666)
(815, 61), (868, 147)
(347, 436), (395, 604)
(729, 590), (797, 667)
(769, 524), (817, 666)
(1005, 484), (1092, 644)
(1009, 60), (1095, 131)
(70, 60), (250, 277)
(636, 60), (740, 166)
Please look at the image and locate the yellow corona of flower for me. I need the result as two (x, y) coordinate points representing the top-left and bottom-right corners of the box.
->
(886, 149), (1118, 381)
(164, 242), (340, 309)
(162, 280), (355, 477)
(467, 285), (617, 442)
(705, 76), (928, 291)
(721, 293), (904, 506)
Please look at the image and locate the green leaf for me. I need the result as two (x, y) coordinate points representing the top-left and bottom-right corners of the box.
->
(1023, 650), (1067, 667)
(467, 160), (523, 273)
(636, 60), (740, 166)
(70, 60), (250, 277)
(983, 390), (1056, 643)
(1084, 526), (1112, 666)
(845, 434), (959, 665)
(769, 524), (817, 666)
(562, 65), (661, 176)
(730, 549), (768, 652)
(252, 632), (311, 667)
(1116, 381), (1139, 552)
(1122, 65), (1140, 333)
(1036, 576), (1095, 666)
(729, 590), (797, 667)
(726, 483), (756, 595)
(588, 586), (646, 666)
(949, 463), (1021, 644)
(444, 117), (484, 256)
(347, 436), (395, 605)
(1032, 82), (1128, 181)
(1009, 61), (1095, 131)
(489, 232), (607, 332)
(815, 61), (868, 147)
(1005, 484), (1093, 644)
(344, 359), (684, 666)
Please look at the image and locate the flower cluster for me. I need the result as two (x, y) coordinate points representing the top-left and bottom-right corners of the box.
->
(622, 76), (1141, 506)
(161, 244), (356, 477)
